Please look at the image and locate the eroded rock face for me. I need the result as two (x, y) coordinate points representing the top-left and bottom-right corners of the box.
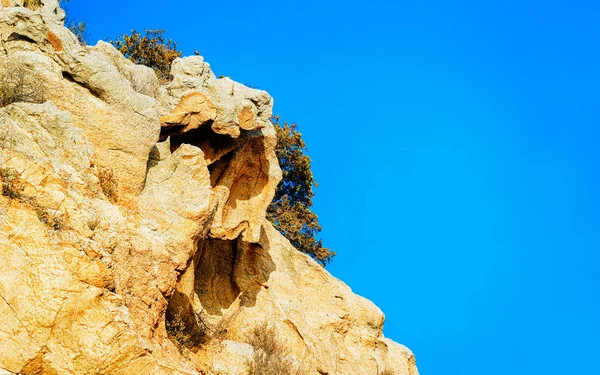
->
(159, 56), (281, 243)
(169, 224), (418, 375)
(0, 3), (418, 375)
(0, 102), (197, 374)
(0, 4), (161, 197)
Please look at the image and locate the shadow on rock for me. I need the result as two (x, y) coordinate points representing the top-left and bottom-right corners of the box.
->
(194, 225), (275, 315)
(166, 225), (275, 349)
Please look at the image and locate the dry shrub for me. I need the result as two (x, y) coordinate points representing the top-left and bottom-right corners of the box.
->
(248, 324), (304, 375)
(0, 63), (45, 107)
(23, 0), (43, 10)
(166, 309), (196, 348)
(0, 167), (22, 199)
(67, 20), (88, 45)
(61, 0), (89, 45)
(166, 307), (214, 350)
(0, 126), (15, 149)
(379, 370), (397, 375)
(34, 205), (64, 231)
(98, 168), (118, 202)
(110, 29), (182, 84)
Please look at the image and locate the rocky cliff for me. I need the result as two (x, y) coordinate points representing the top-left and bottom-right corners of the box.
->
(0, 1), (418, 374)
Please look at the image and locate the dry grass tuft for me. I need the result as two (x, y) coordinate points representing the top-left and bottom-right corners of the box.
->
(247, 323), (305, 375)
(34, 205), (64, 231)
(98, 168), (118, 202)
(0, 167), (22, 199)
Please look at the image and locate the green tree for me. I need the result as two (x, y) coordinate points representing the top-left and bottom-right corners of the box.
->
(267, 116), (334, 266)
(109, 29), (182, 83)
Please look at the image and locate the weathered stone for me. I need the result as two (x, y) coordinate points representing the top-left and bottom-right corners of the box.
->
(160, 59), (283, 243)
(0, 103), (196, 375)
(92, 41), (161, 98)
(160, 58), (273, 138)
(0, 5), (161, 198)
(208, 126), (281, 243)
(175, 223), (419, 375)
(160, 92), (218, 135)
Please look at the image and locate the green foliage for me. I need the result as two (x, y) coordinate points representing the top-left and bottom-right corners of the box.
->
(267, 116), (334, 266)
(109, 29), (182, 83)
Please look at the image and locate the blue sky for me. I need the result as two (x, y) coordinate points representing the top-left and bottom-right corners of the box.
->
(67, 1), (600, 374)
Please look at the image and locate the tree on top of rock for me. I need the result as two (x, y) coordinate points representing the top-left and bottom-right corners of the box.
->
(110, 29), (182, 83)
(267, 116), (335, 266)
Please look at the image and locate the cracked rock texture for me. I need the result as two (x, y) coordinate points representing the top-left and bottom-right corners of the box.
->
(0, 1), (418, 374)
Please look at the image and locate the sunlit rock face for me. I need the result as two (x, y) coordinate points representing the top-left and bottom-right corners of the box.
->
(0, 2), (418, 374)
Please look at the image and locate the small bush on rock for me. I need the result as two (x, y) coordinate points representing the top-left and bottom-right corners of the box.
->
(67, 20), (88, 45)
(0, 63), (45, 107)
(34, 205), (64, 231)
(165, 309), (197, 348)
(109, 29), (182, 83)
(23, 0), (43, 10)
(59, 1), (89, 45)
(166, 307), (214, 349)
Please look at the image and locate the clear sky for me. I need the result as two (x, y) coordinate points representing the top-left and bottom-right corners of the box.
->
(67, 1), (600, 374)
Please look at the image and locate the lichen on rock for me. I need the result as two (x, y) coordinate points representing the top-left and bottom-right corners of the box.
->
(0, 2), (418, 375)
